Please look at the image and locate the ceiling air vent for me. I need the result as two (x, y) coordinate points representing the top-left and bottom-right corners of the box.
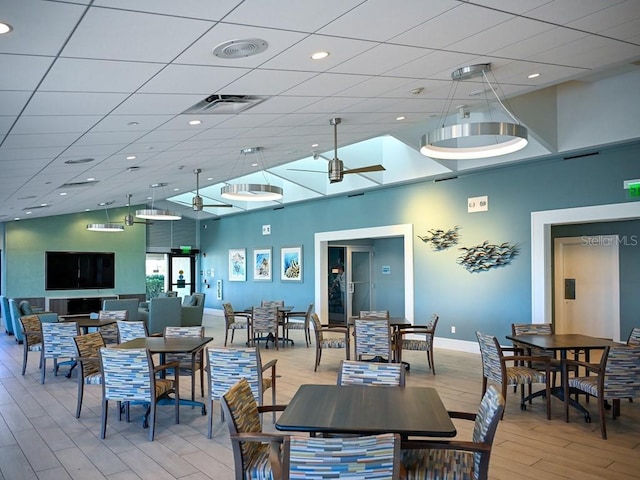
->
(59, 180), (99, 188)
(23, 204), (51, 210)
(183, 94), (268, 115)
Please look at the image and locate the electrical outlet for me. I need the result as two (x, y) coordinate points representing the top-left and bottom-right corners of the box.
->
(451, 326), (456, 334)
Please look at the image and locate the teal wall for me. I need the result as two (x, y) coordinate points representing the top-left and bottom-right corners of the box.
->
(3, 207), (146, 298)
(200, 141), (640, 342)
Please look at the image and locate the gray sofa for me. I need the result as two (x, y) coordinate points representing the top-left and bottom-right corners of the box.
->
(138, 296), (182, 335)
(181, 293), (206, 327)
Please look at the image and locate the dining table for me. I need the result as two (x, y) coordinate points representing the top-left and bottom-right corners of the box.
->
(505, 333), (618, 422)
(115, 336), (213, 415)
(275, 384), (456, 439)
(59, 313), (117, 334)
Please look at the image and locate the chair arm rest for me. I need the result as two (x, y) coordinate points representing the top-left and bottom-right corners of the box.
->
(398, 327), (435, 335)
(23, 330), (42, 336)
(149, 332), (163, 337)
(154, 361), (180, 374)
(503, 355), (551, 364)
(402, 439), (492, 454)
(447, 411), (476, 421)
(320, 326), (349, 334)
(230, 432), (285, 443)
(564, 358), (600, 372)
(257, 404), (288, 414)
(262, 358), (278, 372)
(76, 355), (99, 363)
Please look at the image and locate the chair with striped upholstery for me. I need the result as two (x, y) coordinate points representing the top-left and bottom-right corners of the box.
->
(164, 326), (206, 400)
(627, 327), (640, 346)
(40, 321), (78, 384)
(252, 306), (279, 350)
(401, 385), (505, 480)
(223, 302), (250, 346)
(117, 320), (149, 343)
(73, 332), (105, 418)
(359, 310), (390, 319)
(283, 303), (313, 347)
(564, 344), (640, 439)
(282, 433), (401, 480)
(337, 360), (405, 387)
(98, 310), (128, 343)
(476, 331), (551, 419)
(396, 314), (439, 375)
(354, 317), (393, 362)
(511, 322), (563, 389)
(99, 347), (179, 441)
(18, 315), (43, 376)
(206, 346), (278, 438)
(220, 378), (286, 480)
(310, 312), (350, 371)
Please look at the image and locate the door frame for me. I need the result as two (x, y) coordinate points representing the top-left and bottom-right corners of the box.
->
(532, 201), (640, 327)
(315, 224), (414, 324)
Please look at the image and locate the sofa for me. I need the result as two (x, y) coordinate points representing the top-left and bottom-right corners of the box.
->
(138, 296), (182, 335)
(181, 293), (206, 327)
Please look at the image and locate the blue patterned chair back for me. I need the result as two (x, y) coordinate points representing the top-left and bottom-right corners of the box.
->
(471, 385), (505, 475)
(164, 326), (204, 363)
(98, 310), (128, 321)
(207, 347), (263, 402)
(627, 327), (640, 346)
(511, 323), (556, 361)
(338, 360), (405, 386)
(261, 300), (284, 308)
(354, 318), (392, 360)
(117, 320), (148, 343)
(283, 433), (400, 480)
(253, 306), (278, 335)
(476, 331), (503, 384)
(100, 347), (152, 401)
(42, 322), (78, 359)
(74, 332), (104, 381)
(359, 310), (389, 319)
(221, 378), (273, 479)
(603, 345), (640, 399)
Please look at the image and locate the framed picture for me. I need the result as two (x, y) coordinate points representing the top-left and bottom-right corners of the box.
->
(228, 248), (246, 281)
(216, 279), (223, 300)
(253, 248), (272, 281)
(281, 246), (303, 282)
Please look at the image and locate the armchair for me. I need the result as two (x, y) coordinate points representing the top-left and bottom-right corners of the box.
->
(396, 314), (439, 374)
(138, 296), (182, 335)
(222, 302), (251, 346)
(19, 300), (58, 322)
(401, 385), (505, 480)
(180, 292), (205, 326)
(10, 298), (57, 344)
(310, 312), (350, 371)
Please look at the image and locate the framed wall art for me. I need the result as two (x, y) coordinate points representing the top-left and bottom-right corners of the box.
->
(228, 248), (246, 281)
(281, 246), (302, 282)
(253, 248), (272, 281)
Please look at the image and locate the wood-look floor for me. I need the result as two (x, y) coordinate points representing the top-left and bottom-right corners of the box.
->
(0, 314), (638, 479)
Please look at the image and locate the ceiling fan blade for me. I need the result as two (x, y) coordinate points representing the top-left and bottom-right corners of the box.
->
(202, 203), (234, 208)
(344, 164), (386, 174)
(287, 167), (325, 174)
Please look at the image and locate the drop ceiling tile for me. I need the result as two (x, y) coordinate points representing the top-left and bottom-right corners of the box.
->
(294, 96), (368, 115)
(529, 36), (640, 69)
(465, 0), (553, 15)
(0, 116), (17, 135)
(247, 96), (320, 114)
(336, 77), (418, 98)
(111, 93), (205, 115)
(23, 92), (129, 116)
(0, 54), (55, 90)
(11, 115), (103, 134)
(525, 0), (628, 25)
(138, 65), (250, 94)
(94, 0), (243, 19)
(0, 146), (66, 161)
(282, 73), (371, 97)
(567, 2), (640, 34)
(218, 69), (316, 96)
(91, 115), (175, 132)
(72, 131), (147, 146)
(62, 144), (124, 158)
(389, 51), (479, 80)
(490, 26), (588, 60)
(61, 7), (213, 62)
(329, 44), (430, 76)
(599, 18), (640, 42)
(0, 91), (32, 116)
(2, 132), (84, 149)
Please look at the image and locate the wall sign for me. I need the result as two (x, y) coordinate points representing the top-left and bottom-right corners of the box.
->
(467, 195), (488, 213)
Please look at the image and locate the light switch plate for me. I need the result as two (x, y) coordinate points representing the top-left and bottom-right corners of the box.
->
(262, 224), (271, 235)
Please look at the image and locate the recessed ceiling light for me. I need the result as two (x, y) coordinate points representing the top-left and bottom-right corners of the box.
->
(86, 177), (95, 181)
(40, 203), (48, 207)
(14, 217), (20, 221)
(251, 162), (259, 167)
(26, 211), (32, 215)
(311, 143), (319, 148)
(0, 22), (13, 35)
(64, 158), (94, 164)
(189, 119), (202, 126)
(127, 121), (139, 126)
(311, 51), (330, 60)
(207, 177), (213, 181)
(126, 155), (136, 160)
(173, 188), (179, 191)
(396, 116), (406, 121)
(528, 73), (541, 79)
(127, 166), (140, 172)
(60, 192), (67, 196)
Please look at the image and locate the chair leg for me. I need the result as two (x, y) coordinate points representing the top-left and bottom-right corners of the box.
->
(224, 328), (229, 347)
(207, 399), (214, 439)
(76, 376), (84, 418)
(148, 403), (156, 441)
(598, 396), (607, 439)
(315, 346), (321, 371)
(100, 399), (108, 439)
(41, 357), (47, 384)
(22, 346), (28, 376)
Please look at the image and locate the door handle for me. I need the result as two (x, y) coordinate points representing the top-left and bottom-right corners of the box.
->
(348, 282), (355, 294)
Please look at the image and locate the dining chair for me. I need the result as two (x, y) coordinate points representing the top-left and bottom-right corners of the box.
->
(626, 327), (640, 346)
(220, 378), (286, 480)
(282, 302), (313, 347)
(563, 344), (640, 439)
(99, 347), (179, 441)
(163, 326), (206, 400)
(18, 315), (43, 375)
(282, 433), (401, 480)
(337, 359), (405, 386)
(310, 312), (350, 371)
(401, 384), (505, 480)
(511, 322), (563, 392)
(40, 321), (78, 384)
(354, 317), (393, 362)
(72, 331), (105, 418)
(396, 314), (439, 374)
(116, 320), (149, 343)
(476, 331), (551, 419)
(97, 309), (128, 343)
(252, 306), (279, 350)
(206, 346), (278, 438)
(222, 302), (251, 346)
(359, 310), (390, 319)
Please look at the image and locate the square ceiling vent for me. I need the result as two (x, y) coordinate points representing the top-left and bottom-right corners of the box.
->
(183, 94), (268, 114)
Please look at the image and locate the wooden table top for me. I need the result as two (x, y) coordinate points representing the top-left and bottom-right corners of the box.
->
(506, 333), (618, 351)
(59, 315), (116, 328)
(115, 336), (213, 353)
(275, 384), (456, 437)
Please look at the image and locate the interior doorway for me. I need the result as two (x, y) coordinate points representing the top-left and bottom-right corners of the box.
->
(328, 246), (373, 324)
(554, 236), (620, 339)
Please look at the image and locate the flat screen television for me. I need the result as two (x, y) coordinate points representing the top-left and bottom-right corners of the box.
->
(45, 251), (115, 290)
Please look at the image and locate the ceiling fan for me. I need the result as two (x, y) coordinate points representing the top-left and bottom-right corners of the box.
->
(123, 194), (153, 226)
(182, 169), (233, 211)
(288, 117), (385, 183)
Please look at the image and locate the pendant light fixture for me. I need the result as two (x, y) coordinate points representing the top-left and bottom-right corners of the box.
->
(135, 183), (182, 220)
(220, 147), (283, 201)
(86, 201), (125, 232)
(420, 63), (528, 160)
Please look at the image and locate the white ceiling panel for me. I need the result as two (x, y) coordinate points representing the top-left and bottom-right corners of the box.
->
(218, 69), (316, 96)
(529, 35), (640, 68)
(11, 115), (103, 135)
(111, 93), (205, 115)
(282, 73), (371, 97)
(138, 65), (250, 95)
(490, 26), (589, 60)
(91, 114), (175, 132)
(0, 146), (66, 161)
(567, 2), (640, 35)
(389, 51), (479, 80)
(2, 132), (83, 149)
(23, 92), (129, 115)
(466, 0), (553, 15)
(0, 54), (55, 90)
(94, 0), (243, 20)
(525, 0), (629, 25)
(0, 117), (17, 135)
(329, 44), (430, 77)
(0, 91), (32, 116)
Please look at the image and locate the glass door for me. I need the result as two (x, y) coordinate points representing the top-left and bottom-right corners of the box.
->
(348, 248), (372, 318)
(169, 254), (196, 298)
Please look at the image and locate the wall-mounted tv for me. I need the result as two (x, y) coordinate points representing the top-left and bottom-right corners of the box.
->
(45, 251), (115, 290)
